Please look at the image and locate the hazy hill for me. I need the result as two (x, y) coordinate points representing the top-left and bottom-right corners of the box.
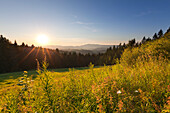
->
(45, 44), (116, 50)
(45, 44), (117, 54)
(61, 49), (107, 54)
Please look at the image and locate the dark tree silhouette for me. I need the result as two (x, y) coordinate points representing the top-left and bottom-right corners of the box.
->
(146, 37), (151, 41)
(0, 35), (2, 37)
(123, 43), (126, 48)
(56, 48), (59, 53)
(153, 33), (158, 40)
(21, 42), (25, 47)
(142, 36), (146, 43)
(14, 40), (18, 46)
(31, 44), (35, 48)
(166, 27), (170, 33)
(158, 29), (163, 38)
(128, 38), (136, 47)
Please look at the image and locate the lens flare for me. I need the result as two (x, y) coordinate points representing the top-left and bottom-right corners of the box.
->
(36, 34), (49, 45)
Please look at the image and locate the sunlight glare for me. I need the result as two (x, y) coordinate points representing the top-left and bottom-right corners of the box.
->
(36, 34), (49, 45)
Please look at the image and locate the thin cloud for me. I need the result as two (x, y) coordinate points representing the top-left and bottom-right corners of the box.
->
(72, 21), (94, 25)
(71, 15), (78, 18)
(74, 15), (77, 18)
(84, 26), (98, 32)
(135, 11), (152, 17)
(71, 20), (98, 32)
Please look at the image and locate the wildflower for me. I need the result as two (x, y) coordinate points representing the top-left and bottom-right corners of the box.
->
(138, 89), (142, 93)
(24, 71), (28, 73)
(117, 90), (121, 94)
(98, 104), (103, 112)
(135, 90), (138, 93)
(118, 100), (123, 110)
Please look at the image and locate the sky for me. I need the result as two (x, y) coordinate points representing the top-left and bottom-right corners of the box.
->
(0, 0), (170, 46)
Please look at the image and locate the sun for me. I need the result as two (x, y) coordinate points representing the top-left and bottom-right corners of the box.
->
(36, 34), (49, 45)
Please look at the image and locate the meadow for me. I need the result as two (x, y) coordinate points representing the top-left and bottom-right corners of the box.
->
(0, 33), (169, 112)
(0, 67), (90, 91)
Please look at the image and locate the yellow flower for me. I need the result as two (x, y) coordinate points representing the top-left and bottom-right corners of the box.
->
(24, 71), (28, 74)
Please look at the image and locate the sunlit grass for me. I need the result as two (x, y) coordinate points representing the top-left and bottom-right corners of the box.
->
(0, 33), (169, 112)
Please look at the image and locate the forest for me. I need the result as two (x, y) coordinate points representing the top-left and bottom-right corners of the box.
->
(0, 28), (168, 73)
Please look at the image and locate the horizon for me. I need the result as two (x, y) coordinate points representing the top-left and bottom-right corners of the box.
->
(44, 43), (117, 50)
(0, 0), (170, 46)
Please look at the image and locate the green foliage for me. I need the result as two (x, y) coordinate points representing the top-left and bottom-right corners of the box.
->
(0, 32), (170, 112)
(121, 32), (170, 67)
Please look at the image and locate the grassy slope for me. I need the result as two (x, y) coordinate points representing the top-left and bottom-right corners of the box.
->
(121, 32), (170, 67)
(0, 33), (169, 112)
(0, 67), (91, 87)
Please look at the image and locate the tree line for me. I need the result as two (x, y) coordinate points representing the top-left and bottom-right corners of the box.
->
(0, 27), (169, 73)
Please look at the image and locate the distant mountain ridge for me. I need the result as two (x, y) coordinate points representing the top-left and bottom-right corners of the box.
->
(45, 44), (117, 50)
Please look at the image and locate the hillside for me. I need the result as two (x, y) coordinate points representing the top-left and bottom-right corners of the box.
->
(45, 44), (117, 54)
(121, 32), (170, 66)
(0, 32), (169, 112)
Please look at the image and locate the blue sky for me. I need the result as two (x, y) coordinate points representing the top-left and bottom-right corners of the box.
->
(0, 0), (170, 46)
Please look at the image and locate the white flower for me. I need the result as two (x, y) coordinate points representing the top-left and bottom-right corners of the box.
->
(117, 90), (121, 94)
(135, 90), (138, 93)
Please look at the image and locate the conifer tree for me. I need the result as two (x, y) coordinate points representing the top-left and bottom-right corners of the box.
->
(56, 48), (59, 53)
(146, 37), (151, 41)
(31, 44), (35, 48)
(166, 27), (170, 33)
(142, 36), (146, 43)
(123, 43), (126, 48)
(153, 33), (158, 40)
(21, 42), (25, 47)
(128, 38), (136, 47)
(158, 29), (163, 38)
(14, 40), (17, 46)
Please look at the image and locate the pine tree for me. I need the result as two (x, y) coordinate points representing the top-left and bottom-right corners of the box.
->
(128, 38), (136, 47)
(166, 27), (170, 33)
(21, 42), (25, 47)
(0, 35), (3, 39)
(123, 43), (126, 48)
(158, 29), (163, 38)
(31, 44), (35, 48)
(153, 33), (158, 40)
(142, 36), (146, 43)
(14, 40), (17, 46)
(146, 37), (151, 42)
(56, 48), (59, 53)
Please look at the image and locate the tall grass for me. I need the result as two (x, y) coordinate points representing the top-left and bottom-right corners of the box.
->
(0, 33), (169, 112)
